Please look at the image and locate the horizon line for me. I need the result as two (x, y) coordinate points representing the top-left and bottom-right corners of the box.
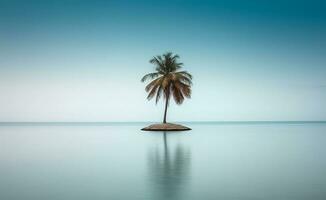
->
(0, 120), (326, 126)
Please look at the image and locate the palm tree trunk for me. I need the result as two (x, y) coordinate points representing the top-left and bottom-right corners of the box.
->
(163, 94), (169, 123)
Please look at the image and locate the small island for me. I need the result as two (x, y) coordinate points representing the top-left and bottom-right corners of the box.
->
(141, 52), (192, 131)
(141, 123), (191, 131)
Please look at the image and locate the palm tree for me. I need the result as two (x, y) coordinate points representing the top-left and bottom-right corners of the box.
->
(141, 52), (192, 124)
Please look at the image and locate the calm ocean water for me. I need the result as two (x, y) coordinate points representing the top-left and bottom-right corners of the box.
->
(1, 122), (326, 200)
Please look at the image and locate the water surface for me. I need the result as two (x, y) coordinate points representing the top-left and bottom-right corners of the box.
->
(1, 122), (326, 200)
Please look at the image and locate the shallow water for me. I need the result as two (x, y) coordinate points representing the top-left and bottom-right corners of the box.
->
(1, 122), (326, 200)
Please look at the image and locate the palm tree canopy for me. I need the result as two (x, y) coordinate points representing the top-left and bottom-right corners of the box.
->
(141, 52), (192, 105)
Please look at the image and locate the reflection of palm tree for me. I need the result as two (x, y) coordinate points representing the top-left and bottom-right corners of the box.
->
(147, 132), (191, 200)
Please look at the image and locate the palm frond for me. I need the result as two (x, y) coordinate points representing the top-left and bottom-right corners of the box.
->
(172, 54), (180, 60)
(172, 84), (184, 104)
(145, 77), (162, 92)
(176, 71), (192, 79)
(150, 56), (164, 70)
(174, 80), (191, 98)
(141, 72), (160, 82)
(147, 84), (160, 100)
(174, 72), (192, 85)
(163, 52), (173, 60)
(155, 85), (163, 104)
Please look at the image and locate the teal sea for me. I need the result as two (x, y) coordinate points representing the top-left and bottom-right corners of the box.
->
(1, 122), (326, 200)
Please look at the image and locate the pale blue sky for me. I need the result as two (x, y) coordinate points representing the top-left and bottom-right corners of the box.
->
(0, 0), (325, 122)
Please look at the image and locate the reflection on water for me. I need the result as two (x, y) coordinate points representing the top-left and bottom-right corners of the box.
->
(147, 132), (191, 200)
(1, 124), (326, 199)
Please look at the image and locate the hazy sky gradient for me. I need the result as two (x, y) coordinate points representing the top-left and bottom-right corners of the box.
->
(0, 0), (325, 122)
